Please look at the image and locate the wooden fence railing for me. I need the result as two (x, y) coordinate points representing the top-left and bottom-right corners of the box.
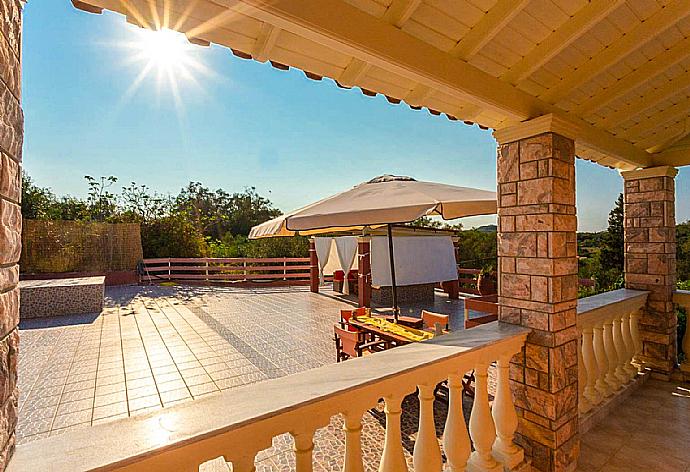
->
(457, 267), (481, 295)
(139, 257), (311, 284)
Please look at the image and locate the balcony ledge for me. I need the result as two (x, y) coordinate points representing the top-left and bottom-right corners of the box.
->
(9, 322), (529, 472)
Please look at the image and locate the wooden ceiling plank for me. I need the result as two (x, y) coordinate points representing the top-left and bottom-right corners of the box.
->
(252, 23), (281, 62)
(502, 0), (624, 85)
(383, 0), (423, 28)
(575, 34), (690, 115)
(450, 0), (529, 60)
(634, 114), (690, 150)
(404, 84), (432, 106)
(338, 58), (372, 86)
(620, 96), (690, 139)
(540, 0), (690, 104)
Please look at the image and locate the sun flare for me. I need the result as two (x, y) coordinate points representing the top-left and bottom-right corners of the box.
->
(137, 28), (190, 73)
(117, 26), (211, 112)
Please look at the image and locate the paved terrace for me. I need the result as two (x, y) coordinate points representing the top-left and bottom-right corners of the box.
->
(17, 285), (690, 471)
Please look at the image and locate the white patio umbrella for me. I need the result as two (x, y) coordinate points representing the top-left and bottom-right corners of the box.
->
(249, 175), (497, 319)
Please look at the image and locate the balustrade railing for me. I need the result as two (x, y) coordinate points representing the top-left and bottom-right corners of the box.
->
(9, 323), (528, 472)
(576, 289), (648, 414)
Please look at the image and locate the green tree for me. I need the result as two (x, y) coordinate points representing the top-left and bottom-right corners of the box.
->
(21, 172), (56, 219)
(678, 221), (690, 282)
(140, 212), (209, 258)
(175, 183), (280, 239)
(600, 193), (624, 272)
(456, 229), (497, 269)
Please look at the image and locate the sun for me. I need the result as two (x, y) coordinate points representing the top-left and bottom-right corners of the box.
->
(137, 28), (191, 73)
(116, 26), (211, 111)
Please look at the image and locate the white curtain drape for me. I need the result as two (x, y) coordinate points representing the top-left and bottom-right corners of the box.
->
(335, 236), (358, 294)
(371, 236), (457, 286)
(314, 237), (333, 285)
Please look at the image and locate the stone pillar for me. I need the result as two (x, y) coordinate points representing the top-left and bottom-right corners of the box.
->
(0, 1), (23, 469)
(357, 237), (371, 307)
(309, 238), (319, 293)
(494, 117), (580, 472)
(621, 166), (677, 378)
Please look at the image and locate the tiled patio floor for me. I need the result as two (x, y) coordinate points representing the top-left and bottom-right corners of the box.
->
(17, 283), (469, 470)
(18, 284), (689, 471)
(578, 379), (690, 472)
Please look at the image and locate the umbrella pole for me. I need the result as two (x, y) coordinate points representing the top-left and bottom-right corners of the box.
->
(387, 223), (400, 322)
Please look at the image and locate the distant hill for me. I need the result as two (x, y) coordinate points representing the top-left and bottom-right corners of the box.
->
(475, 224), (497, 233)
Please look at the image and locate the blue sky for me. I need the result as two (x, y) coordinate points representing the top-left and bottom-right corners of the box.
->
(22, 2), (689, 231)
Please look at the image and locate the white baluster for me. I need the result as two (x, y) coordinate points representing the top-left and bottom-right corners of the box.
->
(492, 355), (524, 469)
(581, 327), (600, 406)
(621, 312), (637, 377)
(592, 325), (610, 397)
(293, 431), (314, 472)
(468, 363), (502, 472)
(343, 412), (364, 472)
(443, 374), (471, 471)
(413, 384), (442, 472)
(379, 394), (407, 472)
(630, 310), (643, 370)
(577, 336), (592, 414)
(612, 317), (629, 384)
(603, 321), (621, 391)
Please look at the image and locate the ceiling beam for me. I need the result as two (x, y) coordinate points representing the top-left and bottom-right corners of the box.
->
(450, 0), (529, 60)
(338, 0), (420, 88)
(575, 35), (690, 116)
(404, 84), (432, 106)
(651, 145), (690, 167)
(645, 120), (690, 153)
(338, 58), (371, 87)
(383, 0), (422, 28)
(502, 0), (623, 85)
(540, 0), (690, 104)
(252, 23), (281, 62)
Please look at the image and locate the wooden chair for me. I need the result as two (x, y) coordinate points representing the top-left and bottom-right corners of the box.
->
(421, 310), (450, 332)
(334, 325), (388, 362)
(340, 307), (368, 330)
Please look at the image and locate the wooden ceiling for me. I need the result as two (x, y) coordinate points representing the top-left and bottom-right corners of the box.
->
(73, 0), (690, 171)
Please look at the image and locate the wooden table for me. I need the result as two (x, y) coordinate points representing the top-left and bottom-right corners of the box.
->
(372, 314), (424, 329)
(349, 318), (430, 347)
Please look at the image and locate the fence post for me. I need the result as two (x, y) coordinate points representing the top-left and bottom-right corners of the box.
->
(309, 239), (319, 293)
(168, 259), (171, 281)
(205, 260), (209, 284)
(283, 260), (287, 281)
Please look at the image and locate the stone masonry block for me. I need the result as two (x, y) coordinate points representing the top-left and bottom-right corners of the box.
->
(498, 142), (519, 183)
(0, 265), (17, 293)
(502, 273), (531, 299)
(0, 30), (19, 101)
(0, 152), (19, 202)
(519, 133), (553, 162)
(499, 232), (537, 257)
(0, 80), (22, 160)
(0, 288), (18, 340)
(0, 198), (19, 265)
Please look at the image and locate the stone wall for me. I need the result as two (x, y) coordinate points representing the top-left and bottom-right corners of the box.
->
(622, 166), (677, 377)
(496, 132), (579, 472)
(0, 0), (21, 469)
